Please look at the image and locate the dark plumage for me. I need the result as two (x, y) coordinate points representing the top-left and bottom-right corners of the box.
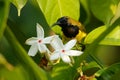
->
(52, 16), (87, 43)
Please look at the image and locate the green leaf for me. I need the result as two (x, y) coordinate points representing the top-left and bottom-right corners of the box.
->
(80, 61), (101, 76)
(84, 25), (120, 46)
(9, 0), (27, 16)
(37, 0), (80, 34)
(0, 65), (29, 80)
(110, 1), (120, 25)
(97, 63), (120, 80)
(110, 70), (120, 80)
(0, 54), (14, 71)
(89, 0), (119, 25)
(51, 62), (76, 80)
(0, 0), (9, 40)
(0, 54), (29, 80)
(80, 0), (91, 25)
(82, 62), (101, 71)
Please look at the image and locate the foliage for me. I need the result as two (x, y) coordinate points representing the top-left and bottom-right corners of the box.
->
(0, 0), (120, 80)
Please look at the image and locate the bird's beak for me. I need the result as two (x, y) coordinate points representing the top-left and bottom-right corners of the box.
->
(51, 21), (60, 27)
(51, 23), (57, 27)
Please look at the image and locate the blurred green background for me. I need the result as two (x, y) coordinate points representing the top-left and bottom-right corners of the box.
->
(0, 0), (120, 80)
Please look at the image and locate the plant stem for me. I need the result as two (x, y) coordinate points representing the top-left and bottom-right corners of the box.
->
(0, 1), (9, 40)
(4, 26), (50, 80)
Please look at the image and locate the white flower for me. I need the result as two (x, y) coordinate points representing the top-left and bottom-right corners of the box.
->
(50, 36), (83, 63)
(25, 23), (56, 56)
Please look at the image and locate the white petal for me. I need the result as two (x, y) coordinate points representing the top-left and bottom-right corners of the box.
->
(64, 39), (77, 50)
(61, 55), (71, 63)
(66, 50), (83, 56)
(28, 44), (38, 56)
(50, 36), (63, 50)
(38, 44), (48, 53)
(25, 37), (38, 45)
(43, 35), (56, 44)
(36, 23), (44, 38)
(50, 53), (60, 60)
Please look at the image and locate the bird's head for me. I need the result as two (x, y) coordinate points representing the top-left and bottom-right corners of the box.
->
(52, 16), (69, 27)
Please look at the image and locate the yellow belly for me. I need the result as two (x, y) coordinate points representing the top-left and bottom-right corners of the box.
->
(62, 30), (87, 43)
(76, 30), (87, 43)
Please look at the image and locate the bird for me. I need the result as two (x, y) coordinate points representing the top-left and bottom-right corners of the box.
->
(52, 16), (87, 43)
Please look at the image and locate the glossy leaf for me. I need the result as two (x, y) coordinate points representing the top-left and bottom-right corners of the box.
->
(9, 0), (27, 16)
(84, 25), (120, 46)
(37, 0), (80, 34)
(89, 0), (119, 25)
(0, 0), (9, 40)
